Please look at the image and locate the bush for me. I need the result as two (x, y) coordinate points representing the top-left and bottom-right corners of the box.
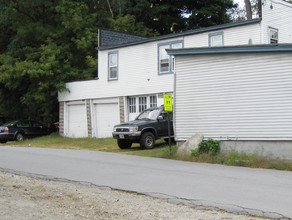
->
(198, 139), (220, 155)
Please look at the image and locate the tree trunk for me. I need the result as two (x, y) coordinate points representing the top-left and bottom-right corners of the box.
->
(107, 0), (114, 18)
(244, 0), (252, 19)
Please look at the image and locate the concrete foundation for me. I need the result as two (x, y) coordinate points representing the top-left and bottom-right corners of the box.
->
(177, 140), (292, 160)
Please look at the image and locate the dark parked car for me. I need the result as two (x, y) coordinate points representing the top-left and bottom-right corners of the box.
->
(0, 120), (53, 143)
(112, 106), (174, 149)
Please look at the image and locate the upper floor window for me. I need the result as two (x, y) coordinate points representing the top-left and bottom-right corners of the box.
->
(158, 41), (183, 74)
(108, 51), (118, 80)
(269, 27), (278, 44)
(209, 32), (224, 47)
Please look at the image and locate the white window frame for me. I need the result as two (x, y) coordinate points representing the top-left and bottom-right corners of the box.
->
(139, 97), (147, 112)
(150, 95), (157, 108)
(268, 27), (278, 44)
(158, 41), (183, 74)
(209, 32), (224, 47)
(128, 97), (136, 113)
(108, 51), (118, 80)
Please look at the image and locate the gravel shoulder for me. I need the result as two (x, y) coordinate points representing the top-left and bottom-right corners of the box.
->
(0, 171), (268, 220)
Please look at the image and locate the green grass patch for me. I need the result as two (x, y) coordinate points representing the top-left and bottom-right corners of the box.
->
(3, 134), (292, 171)
(190, 150), (292, 171)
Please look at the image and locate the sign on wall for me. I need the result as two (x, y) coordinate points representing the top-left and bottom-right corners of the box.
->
(164, 93), (173, 112)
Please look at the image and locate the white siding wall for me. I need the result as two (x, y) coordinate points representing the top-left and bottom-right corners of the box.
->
(261, 0), (292, 43)
(59, 24), (261, 102)
(175, 52), (292, 141)
(59, 38), (183, 102)
(184, 23), (261, 47)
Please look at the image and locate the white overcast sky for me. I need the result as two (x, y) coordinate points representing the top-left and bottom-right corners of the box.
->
(234, 0), (245, 7)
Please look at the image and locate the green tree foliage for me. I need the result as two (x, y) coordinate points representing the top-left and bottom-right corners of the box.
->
(122, 0), (236, 35)
(0, 0), (236, 123)
(185, 0), (236, 29)
(0, 0), (106, 122)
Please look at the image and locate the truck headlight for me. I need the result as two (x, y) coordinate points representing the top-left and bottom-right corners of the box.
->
(129, 126), (139, 132)
(113, 127), (117, 132)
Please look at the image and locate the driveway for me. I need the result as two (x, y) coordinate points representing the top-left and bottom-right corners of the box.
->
(0, 146), (291, 219)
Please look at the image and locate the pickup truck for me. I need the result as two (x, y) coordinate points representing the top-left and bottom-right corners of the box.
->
(112, 106), (174, 149)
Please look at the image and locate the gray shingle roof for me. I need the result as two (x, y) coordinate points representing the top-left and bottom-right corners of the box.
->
(98, 29), (147, 47)
(97, 18), (261, 51)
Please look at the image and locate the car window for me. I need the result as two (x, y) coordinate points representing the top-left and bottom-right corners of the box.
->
(2, 121), (17, 127)
(17, 121), (30, 127)
(136, 108), (161, 120)
(32, 122), (41, 127)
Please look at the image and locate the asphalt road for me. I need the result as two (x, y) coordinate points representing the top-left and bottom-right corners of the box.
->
(0, 146), (291, 219)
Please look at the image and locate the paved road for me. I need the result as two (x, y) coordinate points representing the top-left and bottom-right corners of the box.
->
(0, 146), (291, 219)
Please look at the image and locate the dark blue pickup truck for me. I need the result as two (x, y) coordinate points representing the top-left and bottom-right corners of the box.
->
(112, 106), (174, 149)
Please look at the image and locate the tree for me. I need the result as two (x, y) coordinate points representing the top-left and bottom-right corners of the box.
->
(0, 0), (237, 123)
(186, 0), (235, 29)
(245, 0), (253, 19)
(121, 0), (236, 35)
(0, 0), (106, 122)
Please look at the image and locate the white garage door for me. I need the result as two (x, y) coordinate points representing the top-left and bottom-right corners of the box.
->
(68, 104), (87, 138)
(94, 103), (119, 138)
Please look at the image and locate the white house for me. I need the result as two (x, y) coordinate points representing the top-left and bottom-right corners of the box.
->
(58, 0), (292, 139)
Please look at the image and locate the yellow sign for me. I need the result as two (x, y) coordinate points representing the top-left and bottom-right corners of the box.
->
(164, 93), (173, 112)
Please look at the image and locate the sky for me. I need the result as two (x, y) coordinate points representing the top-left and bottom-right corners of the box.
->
(234, 0), (245, 8)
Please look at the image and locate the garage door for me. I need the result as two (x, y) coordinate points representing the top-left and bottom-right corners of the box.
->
(94, 103), (119, 138)
(68, 104), (87, 138)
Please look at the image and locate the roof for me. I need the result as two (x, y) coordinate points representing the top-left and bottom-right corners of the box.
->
(98, 29), (147, 47)
(283, 0), (292, 4)
(166, 44), (292, 56)
(98, 18), (261, 51)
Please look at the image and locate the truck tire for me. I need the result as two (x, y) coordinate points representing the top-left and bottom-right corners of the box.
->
(117, 139), (132, 149)
(140, 132), (155, 149)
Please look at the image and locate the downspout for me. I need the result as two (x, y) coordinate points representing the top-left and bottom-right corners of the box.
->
(96, 29), (100, 79)
(259, 0), (262, 18)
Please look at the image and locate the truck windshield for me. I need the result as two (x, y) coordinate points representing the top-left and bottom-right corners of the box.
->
(136, 108), (161, 120)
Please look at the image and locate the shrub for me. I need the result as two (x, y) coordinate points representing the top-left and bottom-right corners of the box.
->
(198, 139), (220, 155)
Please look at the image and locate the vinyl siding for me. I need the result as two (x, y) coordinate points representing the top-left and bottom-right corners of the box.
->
(184, 23), (261, 47)
(261, 0), (292, 43)
(59, 38), (184, 102)
(59, 24), (260, 102)
(174, 52), (292, 141)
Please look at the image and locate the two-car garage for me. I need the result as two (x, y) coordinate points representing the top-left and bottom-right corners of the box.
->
(64, 98), (120, 138)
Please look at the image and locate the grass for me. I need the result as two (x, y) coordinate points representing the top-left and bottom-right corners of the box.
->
(3, 133), (292, 171)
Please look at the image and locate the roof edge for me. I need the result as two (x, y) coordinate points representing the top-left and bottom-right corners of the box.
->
(166, 44), (292, 56)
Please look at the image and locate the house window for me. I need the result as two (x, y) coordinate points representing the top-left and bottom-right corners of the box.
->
(158, 41), (183, 74)
(128, 97), (136, 113)
(209, 32), (224, 47)
(150, 96), (157, 108)
(108, 52), (118, 80)
(139, 97), (147, 112)
(269, 27), (278, 44)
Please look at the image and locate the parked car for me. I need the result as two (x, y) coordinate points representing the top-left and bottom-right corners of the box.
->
(112, 106), (174, 149)
(0, 120), (53, 143)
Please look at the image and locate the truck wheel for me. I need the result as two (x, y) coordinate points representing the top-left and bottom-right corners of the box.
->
(117, 139), (132, 149)
(140, 132), (155, 149)
(15, 133), (24, 141)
